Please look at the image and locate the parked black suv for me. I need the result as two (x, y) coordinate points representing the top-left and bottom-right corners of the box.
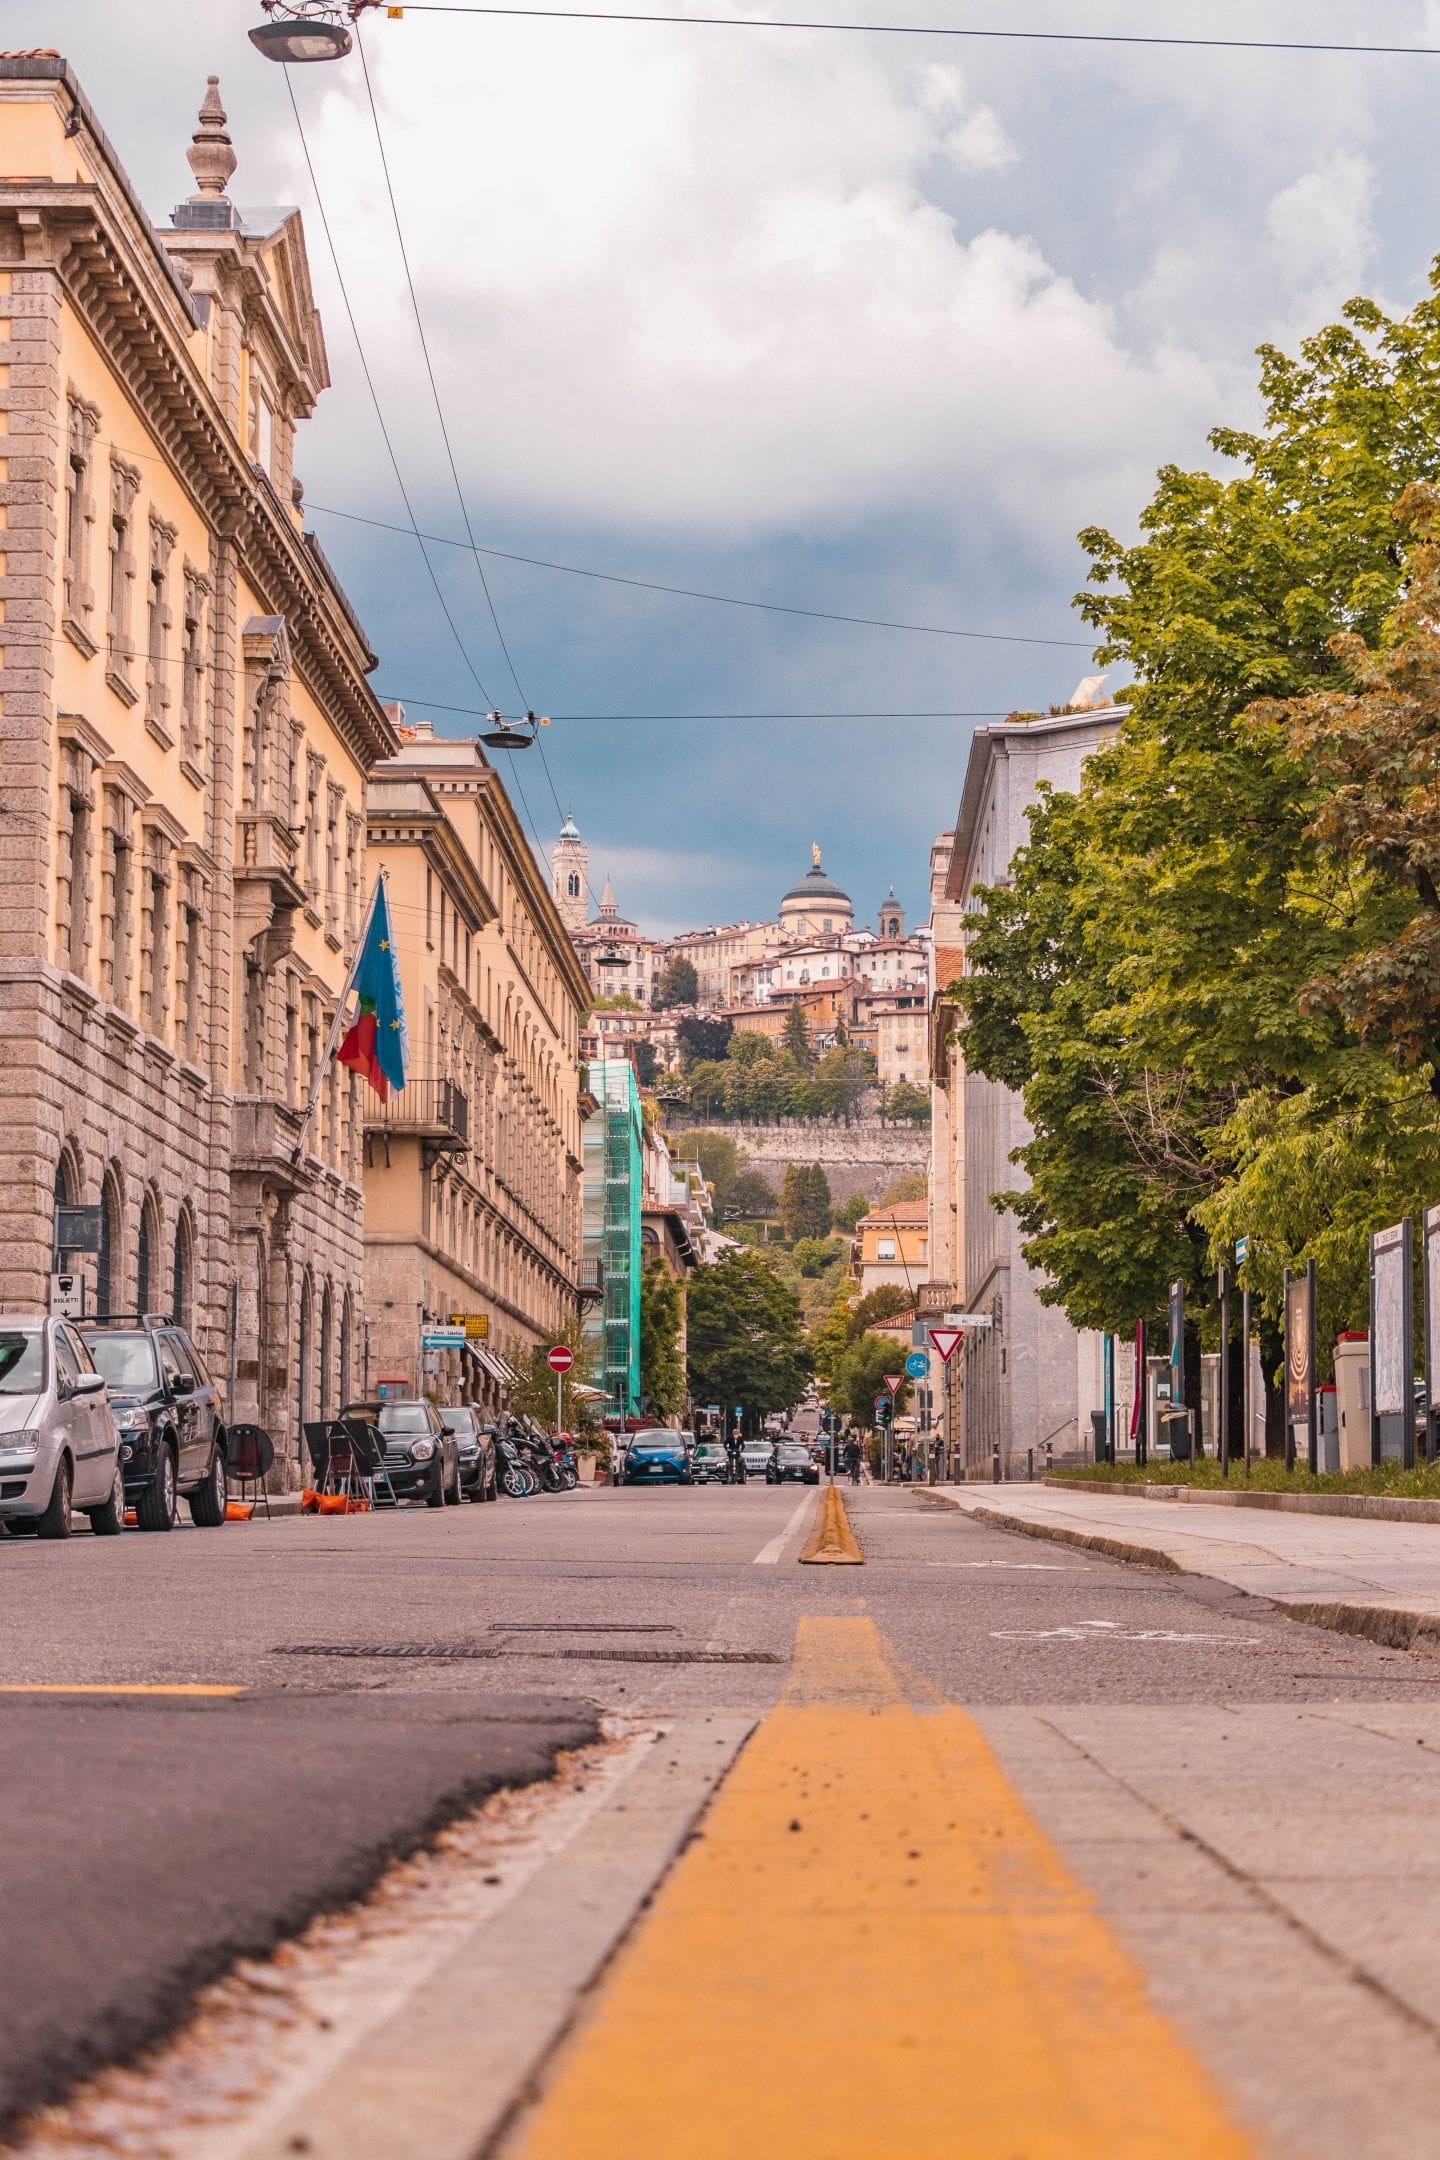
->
(79, 1316), (227, 1532)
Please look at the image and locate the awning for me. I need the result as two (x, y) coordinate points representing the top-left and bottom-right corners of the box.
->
(465, 1344), (507, 1384)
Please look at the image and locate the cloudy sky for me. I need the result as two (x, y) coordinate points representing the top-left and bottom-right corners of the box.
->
(23, 0), (1440, 931)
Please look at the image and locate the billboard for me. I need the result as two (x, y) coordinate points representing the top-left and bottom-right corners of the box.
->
(1372, 1223), (1409, 1419)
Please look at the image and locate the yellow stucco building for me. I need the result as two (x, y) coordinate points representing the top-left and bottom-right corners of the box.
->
(0, 58), (398, 1479)
(362, 721), (593, 1401)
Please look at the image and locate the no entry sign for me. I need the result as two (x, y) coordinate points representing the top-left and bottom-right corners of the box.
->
(547, 1345), (575, 1373)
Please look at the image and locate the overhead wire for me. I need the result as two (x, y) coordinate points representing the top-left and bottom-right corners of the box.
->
(379, 9), (1440, 60)
(306, 500), (1094, 650)
(283, 68), (499, 710)
(351, 22), (593, 886)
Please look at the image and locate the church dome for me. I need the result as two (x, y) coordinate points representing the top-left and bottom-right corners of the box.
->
(780, 850), (851, 917)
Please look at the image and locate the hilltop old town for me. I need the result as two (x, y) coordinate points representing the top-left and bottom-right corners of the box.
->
(8, 20), (1440, 2160)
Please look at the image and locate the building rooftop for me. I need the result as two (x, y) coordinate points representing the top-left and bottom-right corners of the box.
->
(859, 1199), (929, 1226)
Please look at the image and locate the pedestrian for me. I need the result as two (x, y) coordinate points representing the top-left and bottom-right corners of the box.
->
(609, 1430), (625, 1486)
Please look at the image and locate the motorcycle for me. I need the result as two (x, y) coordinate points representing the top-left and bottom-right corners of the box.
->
(494, 1425), (538, 1498)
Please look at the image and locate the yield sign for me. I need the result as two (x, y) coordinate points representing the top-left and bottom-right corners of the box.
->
(883, 1373), (905, 1396)
(928, 1327), (964, 1364)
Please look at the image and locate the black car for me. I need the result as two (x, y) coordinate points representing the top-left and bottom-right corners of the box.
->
(767, 1439), (820, 1486)
(438, 1405), (498, 1501)
(340, 1399), (461, 1507)
(79, 1316), (227, 1532)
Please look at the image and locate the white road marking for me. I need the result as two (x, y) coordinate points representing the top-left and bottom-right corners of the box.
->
(926, 1560), (1088, 1571)
(753, 1494), (813, 1566)
(992, 1623), (1261, 1643)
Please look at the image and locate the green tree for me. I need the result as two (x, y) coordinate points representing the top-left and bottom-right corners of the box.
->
(507, 1333), (604, 1433)
(683, 1061), (730, 1118)
(783, 1003), (813, 1069)
(810, 1045), (875, 1123)
(831, 1331), (910, 1429)
(590, 992), (642, 1012)
(686, 1249), (810, 1420)
(886, 1082), (931, 1126)
(729, 1169), (778, 1219)
(655, 953), (699, 1008)
(830, 1192), (870, 1233)
(876, 1171), (927, 1207)
(728, 1029), (775, 1067)
(959, 270), (1440, 1359)
(676, 1015), (733, 1069)
(633, 1040), (659, 1088)
(669, 1128), (741, 1217)
(639, 1258), (686, 1418)
(779, 1160), (832, 1241)
(792, 1235), (844, 1276)
(850, 1283), (914, 1333)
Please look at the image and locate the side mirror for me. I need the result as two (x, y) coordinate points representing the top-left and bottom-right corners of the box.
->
(73, 1372), (107, 1397)
(172, 1372), (196, 1395)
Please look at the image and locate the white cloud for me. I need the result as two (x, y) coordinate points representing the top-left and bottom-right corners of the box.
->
(1266, 151), (1375, 317)
(287, 20), (1216, 542)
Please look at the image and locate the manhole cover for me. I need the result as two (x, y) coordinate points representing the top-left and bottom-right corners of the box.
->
(272, 1644), (500, 1661)
(486, 1623), (679, 1635)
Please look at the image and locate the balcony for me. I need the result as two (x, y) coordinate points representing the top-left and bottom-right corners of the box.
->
(364, 1077), (469, 1154)
(577, 1256), (604, 1304)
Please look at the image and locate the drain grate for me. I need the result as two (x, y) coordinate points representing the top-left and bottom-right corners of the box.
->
(273, 1644), (500, 1661)
(486, 1622), (679, 1635)
(518, 1646), (782, 1665)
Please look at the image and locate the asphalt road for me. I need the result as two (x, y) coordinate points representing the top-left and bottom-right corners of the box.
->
(6, 1478), (1440, 2155)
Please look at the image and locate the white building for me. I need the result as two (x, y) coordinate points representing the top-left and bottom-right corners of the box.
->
(932, 706), (1123, 1475)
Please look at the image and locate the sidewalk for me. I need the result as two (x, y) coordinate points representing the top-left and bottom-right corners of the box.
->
(939, 1485), (1440, 1650)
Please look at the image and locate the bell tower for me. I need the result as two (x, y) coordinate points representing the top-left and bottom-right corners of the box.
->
(879, 886), (904, 939)
(552, 811), (589, 934)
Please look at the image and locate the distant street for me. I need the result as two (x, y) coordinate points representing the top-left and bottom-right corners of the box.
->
(7, 1485), (1440, 2157)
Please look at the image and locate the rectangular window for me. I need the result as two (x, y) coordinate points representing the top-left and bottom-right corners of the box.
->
(180, 568), (209, 763)
(344, 811), (361, 945)
(56, 747), (94, 976)
(145, 517), (177, 739)
(304, 753), (323, 898)
(176, 867), (205, 1063)
(139, 830), (171, 1037)
(876, 1237), (896, 1261)
(106, 460), (140, 693)
(99, 790), (135, 1009)
(244, 962), (268, 1095)
(64, 394), (100, 643)
(325, 783), (342, 936)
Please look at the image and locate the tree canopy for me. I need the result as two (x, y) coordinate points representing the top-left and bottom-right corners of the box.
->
(957, 271), (1440, 1357)
(686, 1249), (810, 1418)
(656, 953), (699, 1008)
(639, 1258), (686, 1419)
(779, 1162), (832, 1242)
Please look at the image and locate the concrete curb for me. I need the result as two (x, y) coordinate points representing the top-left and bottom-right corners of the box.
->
(799, 1485), (863, 1564)
(1046, 1477), (1440, 1525)
(966, 1505), (1182, 1574)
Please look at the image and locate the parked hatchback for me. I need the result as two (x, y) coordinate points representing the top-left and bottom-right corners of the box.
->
(438, 1405), (497, 1501)
(340, 1400), (461, 1507)
(0, 1316), (125, 1539)
(79, 1318), (226, 1532)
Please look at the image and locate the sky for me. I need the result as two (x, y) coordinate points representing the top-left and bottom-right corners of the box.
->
(21, 0), (1440, 933)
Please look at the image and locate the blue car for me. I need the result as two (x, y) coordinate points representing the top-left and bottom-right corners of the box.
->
(623, 1429), (694, 1485)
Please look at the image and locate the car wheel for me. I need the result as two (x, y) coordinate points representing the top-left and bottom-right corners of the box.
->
(485, 1460), (499, 1501)
(86, 1460), (127, 1537)
(136, 1444), (177, 1533)
(36, 1457), (74, 1541)
(187, 1446), (228, 1528)
(426, 1460), (446, 1508)
(445, 1457), (463, 1505)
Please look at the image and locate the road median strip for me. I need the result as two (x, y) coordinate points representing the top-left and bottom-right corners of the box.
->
(798, 1483), (863, 1564)
(507, 1617), (1257, 2159)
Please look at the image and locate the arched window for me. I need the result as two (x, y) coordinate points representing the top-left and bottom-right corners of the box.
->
(567, 872), (580, 898)
(172, 1211), (193, 1331)
(319, 1282), (334, 1418)
(96, 1169), (123, 1318)
(137, 1191), (160, 1315)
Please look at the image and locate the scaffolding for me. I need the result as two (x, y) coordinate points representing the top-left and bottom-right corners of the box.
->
(583, 1060), (642, 1421)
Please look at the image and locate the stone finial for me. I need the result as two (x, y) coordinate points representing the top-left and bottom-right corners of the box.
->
(186, 76), (236, 200)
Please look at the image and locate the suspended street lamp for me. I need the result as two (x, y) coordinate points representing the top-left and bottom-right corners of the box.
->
(479, 710), (543, 751)
(248, 1), (379, 64)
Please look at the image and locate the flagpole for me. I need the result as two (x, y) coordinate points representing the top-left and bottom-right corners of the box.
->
(290, 874), (385, 1168)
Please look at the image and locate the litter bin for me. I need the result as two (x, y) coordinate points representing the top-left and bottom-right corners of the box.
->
(1316, 1383), (1339, 1474)
(1090, 1408), (1109, 1463)
(1158, 1405), (1194, 1461)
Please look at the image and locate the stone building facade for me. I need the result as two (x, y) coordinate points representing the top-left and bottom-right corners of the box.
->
(362, 722), (592, 1401)
(0, 59), (397, 1479)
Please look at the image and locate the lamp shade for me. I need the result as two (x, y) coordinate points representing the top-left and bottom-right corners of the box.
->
(248, 18), (353, 61)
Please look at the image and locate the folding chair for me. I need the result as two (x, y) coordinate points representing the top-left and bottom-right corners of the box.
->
(227, 1424), (275, 1518)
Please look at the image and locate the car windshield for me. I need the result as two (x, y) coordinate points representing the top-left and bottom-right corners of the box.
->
(0, 1328), (45, 1395)
(84, 1333), (159, 1393)
(378, 1405), (431, 1435)
(630, 1439), (678, 1453)
(439, 1409), (477, 1435)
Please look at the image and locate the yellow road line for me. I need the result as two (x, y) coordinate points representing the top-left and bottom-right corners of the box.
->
(0, 1683), (245, 1696)
(512, 1616), (1258, 2159)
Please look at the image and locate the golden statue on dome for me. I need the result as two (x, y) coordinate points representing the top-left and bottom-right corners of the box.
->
(811, 841), (822, 868)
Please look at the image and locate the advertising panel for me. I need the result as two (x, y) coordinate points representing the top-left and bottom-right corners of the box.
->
(1372, 1224), (1409, 1419)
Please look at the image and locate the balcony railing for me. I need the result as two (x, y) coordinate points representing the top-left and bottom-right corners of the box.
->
(364, 1076), (469, 1151)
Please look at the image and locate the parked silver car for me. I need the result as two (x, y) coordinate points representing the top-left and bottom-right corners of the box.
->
(0, 1316), (125, 1539)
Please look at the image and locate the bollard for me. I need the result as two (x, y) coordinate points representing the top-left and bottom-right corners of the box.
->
(992, 1443), (1001, 1485)
(1027, 1447), (1034, 1482)
(1044, 1441), (1053, 1478)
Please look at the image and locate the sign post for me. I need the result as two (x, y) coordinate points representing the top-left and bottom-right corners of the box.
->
(548, 1343), (574, 1436)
